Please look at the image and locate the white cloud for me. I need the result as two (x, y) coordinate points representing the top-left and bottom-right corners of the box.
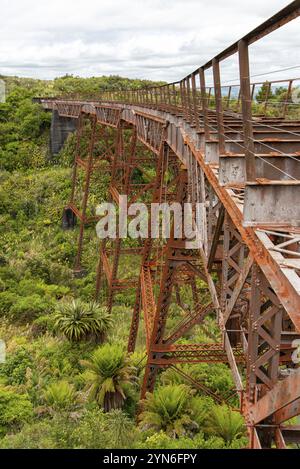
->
(0, 0), (299, 84)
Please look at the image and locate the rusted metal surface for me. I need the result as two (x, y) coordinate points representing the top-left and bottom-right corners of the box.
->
(248, 369), (300, 425)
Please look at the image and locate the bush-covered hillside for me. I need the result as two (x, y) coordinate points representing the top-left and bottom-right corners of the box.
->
(0, 75), (248, 449)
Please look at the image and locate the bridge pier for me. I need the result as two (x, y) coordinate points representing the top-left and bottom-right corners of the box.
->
(50, 110), (77, 156)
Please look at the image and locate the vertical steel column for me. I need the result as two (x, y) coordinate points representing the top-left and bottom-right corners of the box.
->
(282, 79), (293, 118)
(162, 86), (166, 110)
(127, 135), (169, 353)
(238, 39), (256, 181)
(263, 82), (271, 116)
(207, 88), (212, 108)
(226, 86), (232, 110)
(199, 67), (210, 141)
(212, 58), (225, 155)
(247, 263), (283, 448)
(95, 240), (104, 300)
(179, 81), (184, 115)
(186, 76), (193, 123)
(69, 112), (83, 205)
(154, 87), (158, 108)
(251, 84), (256, 102)
(167, 84), (172, 112)
(149, 88), (154, 107)
(159, 87), (163, 109)
(141, 169), (189, 397)
(172, 83), (176, 111)
(74, 115), (97, 272)
(181, 80), (188, 120)
(237, 88), (241, 113)
(191, 72), (200, 130)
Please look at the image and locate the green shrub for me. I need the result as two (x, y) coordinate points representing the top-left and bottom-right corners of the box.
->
(31, 314), (56, 337)
(16, 278), (70, 299)
(138, 431), (227, 449)
(0, 415), (74, 448)
(32, 336), (80, 379)
(0, 420), (59, 448)
(0, 386), (33, 435)
(0, 408), (139, 449)
(43, 380), (76, 411)
(0, 291), (18, 314)
(0, 347), (33, 385)
(70, 409), (138, 449)
(9, 294), (53, 322)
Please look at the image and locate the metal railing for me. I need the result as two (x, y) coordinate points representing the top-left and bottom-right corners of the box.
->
(97, 0), (300, 181)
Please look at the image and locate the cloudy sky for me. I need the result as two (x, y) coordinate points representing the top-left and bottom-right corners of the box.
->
(0, 0), (299, 84)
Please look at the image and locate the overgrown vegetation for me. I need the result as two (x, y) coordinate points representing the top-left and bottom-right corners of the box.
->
(0, 74), (249, 449)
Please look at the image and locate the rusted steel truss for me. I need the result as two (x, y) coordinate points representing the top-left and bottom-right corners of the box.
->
(39, 1), (300, 449)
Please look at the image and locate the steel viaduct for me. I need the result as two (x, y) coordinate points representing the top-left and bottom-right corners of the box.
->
(38, 1), (300, 449)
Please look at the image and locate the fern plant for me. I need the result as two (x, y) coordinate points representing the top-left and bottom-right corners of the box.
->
(204, 405), (245, 444)
(43, 380), (76, 411)
(81, 344), (135, 412)
(139, 384), (199, 438)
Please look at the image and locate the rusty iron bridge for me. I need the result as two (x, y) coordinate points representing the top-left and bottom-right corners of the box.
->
(38, 1), (300, 449)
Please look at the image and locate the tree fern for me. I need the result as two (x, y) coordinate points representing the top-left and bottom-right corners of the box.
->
(205, 405), (245, 444)
(139, 384), (199, 438)
(81, 344), (135, 412)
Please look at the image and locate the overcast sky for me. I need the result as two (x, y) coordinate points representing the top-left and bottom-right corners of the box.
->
(0, 0), (299, 84)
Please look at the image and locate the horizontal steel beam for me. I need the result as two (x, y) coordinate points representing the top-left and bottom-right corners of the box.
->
(249, 369), (300, 425)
